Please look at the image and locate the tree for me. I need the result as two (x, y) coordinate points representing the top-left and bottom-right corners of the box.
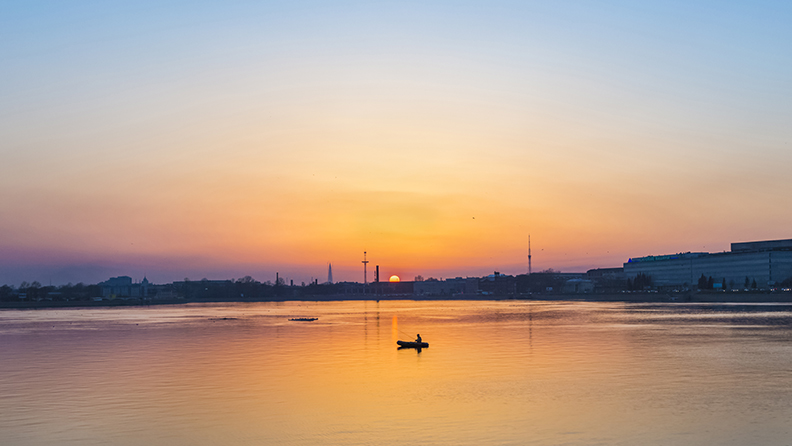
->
(0, 285), (13, 302)
(637, 273), (652, 289)
(628, 273), (652, 291)
(698, 274), (708, 290)
(751, 279), (758, 289)
(707, 276), (714, 290)
(744, 277), (750, 289)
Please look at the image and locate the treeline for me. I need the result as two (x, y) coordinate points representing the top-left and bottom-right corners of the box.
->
(627, 273), (653, 291)
(695, 274), (778, 291)
(5, 272), (791, 303)
(176, 276), (346, 300)
(0, 282), (101, 302)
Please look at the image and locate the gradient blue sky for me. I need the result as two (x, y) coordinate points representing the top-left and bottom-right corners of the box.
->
(2, 1), (791, 285)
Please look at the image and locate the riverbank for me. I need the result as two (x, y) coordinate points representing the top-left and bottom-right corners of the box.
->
(2, 290), (791, 309)
(521, 291), (792, 303)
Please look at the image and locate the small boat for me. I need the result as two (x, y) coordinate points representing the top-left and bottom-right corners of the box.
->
(397, 340), (429, 348)
(289, 317), (318, 322)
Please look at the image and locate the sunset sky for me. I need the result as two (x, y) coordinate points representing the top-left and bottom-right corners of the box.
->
(2, 1), (791, 285)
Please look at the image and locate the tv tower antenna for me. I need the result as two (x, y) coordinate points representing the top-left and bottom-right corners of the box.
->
(362, 251), (369, 285)
(528, 235), (532, 275)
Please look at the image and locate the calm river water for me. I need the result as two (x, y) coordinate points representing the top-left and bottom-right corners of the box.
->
(2, 300), (792, 445)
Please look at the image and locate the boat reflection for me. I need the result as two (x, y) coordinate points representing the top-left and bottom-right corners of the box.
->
(398, 346), (423, 353)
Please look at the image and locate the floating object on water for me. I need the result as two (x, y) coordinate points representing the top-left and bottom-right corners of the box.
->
(289, 317), (318, 322)
(397, 340), (429, 349)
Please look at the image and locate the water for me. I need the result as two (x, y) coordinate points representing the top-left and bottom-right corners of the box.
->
(2, 301), (792, 445)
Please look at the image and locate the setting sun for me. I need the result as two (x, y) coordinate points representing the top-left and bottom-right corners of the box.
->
(389, 275), (400, 283)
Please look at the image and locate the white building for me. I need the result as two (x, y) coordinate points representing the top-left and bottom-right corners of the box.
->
(623, 239), (792, 290)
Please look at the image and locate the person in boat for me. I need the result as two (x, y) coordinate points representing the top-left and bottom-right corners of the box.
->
(415, 334), (422, 343)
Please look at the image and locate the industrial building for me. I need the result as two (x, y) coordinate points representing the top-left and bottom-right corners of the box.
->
(623, 239), (792, 290)
(414, 277), (478, 297)
(99, 276), (150, 298)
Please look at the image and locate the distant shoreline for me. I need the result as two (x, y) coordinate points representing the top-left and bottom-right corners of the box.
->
(2, 291), (791, 309)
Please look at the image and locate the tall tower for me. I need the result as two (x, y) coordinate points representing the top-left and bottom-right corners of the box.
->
(528, 235), (532, 275)
(362, 251), (369, 285)
(327, 263), (333, 284)
(375, 265), (380, 297)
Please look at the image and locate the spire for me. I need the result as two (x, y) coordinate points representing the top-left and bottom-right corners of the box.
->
(362, 251), (369, 286)
(528, 235), (532, 275)
(328, 263), (333, 284)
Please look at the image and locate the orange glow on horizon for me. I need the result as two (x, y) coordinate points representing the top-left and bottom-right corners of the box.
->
(389, 275), (400, 283)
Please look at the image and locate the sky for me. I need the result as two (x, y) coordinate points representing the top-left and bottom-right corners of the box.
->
(1, 1), (791, 286)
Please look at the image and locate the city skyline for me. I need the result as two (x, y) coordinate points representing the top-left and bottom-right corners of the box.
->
(4, 235), (790, 288)
(2, 1), (791, 285)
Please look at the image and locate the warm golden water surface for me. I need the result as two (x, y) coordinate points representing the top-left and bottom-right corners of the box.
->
(2, 301), (792, 445)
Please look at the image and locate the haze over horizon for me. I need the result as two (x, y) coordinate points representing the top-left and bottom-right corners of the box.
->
(2, 1), (791, 286)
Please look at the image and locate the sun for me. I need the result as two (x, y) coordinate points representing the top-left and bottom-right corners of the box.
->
(389, 275), (400, 283)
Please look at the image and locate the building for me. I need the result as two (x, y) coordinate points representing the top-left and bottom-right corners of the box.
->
(414, 277), (476, 297)
(586, 267), (625, 280)
(623, 239), (792, 290)
(563, 278), (595, 293)
(586, 267), (626, 293)
(99, 276), (149, 298)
